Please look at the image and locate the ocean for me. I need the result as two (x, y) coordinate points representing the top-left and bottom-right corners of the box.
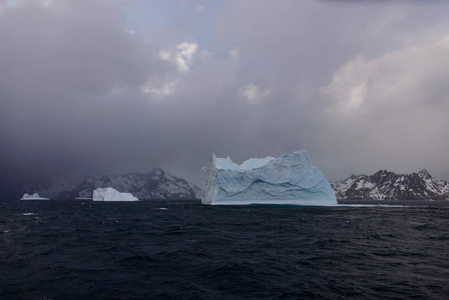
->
(1, 200), (448, 299)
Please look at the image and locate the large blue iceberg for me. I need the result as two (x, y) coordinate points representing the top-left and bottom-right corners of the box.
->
(202, 150), (337, 206)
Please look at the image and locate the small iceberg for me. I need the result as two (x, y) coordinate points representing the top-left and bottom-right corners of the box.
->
(20, 193), (49, 200)
(92, 187), (139, 201)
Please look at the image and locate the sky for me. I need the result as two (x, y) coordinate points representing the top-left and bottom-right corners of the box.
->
(1, 0), (449, 193)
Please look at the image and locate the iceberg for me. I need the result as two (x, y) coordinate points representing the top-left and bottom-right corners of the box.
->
(202, 150), (337, 206)
(20, 193), (49, 200)
(92, 187), (139, 201)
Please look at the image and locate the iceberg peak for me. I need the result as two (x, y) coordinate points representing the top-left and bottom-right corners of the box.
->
(213, 154), (275, 170)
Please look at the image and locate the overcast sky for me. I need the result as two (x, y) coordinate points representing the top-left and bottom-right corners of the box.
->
(1, 0), (449, 191)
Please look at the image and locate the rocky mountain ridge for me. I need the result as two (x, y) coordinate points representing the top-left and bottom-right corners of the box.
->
(331, 169), (449, 200)
(14, 168), (201, 200)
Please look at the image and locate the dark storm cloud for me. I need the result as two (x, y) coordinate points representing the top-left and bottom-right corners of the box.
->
(0, 0), (173, 186)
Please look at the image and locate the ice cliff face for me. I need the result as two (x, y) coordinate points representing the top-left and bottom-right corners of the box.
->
(331, 169), (449, 200)
(14, 168), (201, 200)
(202, 150), (337, 206)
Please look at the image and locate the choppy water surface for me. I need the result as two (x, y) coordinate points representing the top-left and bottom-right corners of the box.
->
(1, 200), (448, 299)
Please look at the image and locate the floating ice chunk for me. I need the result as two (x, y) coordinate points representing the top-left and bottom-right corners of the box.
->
(202, 150), (337, 206)
(20, 193), (49, 200)
(92, 187), (139, 201)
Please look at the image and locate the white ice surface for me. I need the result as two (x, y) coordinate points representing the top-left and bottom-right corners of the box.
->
(92, 187), (139, 201)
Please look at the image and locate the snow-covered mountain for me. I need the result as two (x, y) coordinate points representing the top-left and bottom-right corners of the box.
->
(14, 168), (201, 200)
(331, 169), (449, 200)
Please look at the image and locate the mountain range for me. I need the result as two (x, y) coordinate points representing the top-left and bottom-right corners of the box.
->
(14, 168), (201, 200)
(331, 169), (449, 200)
(13, 167), (449, 201)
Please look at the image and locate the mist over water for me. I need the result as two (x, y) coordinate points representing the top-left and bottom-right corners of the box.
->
(1, 200), (448, 299)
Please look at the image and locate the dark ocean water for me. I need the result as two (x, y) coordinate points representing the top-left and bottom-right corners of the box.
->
(1, 200), (448, 300)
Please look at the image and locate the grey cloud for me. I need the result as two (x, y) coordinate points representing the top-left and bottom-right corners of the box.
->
(320, 37), (449, 176)
(211, 0), (449, 181)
